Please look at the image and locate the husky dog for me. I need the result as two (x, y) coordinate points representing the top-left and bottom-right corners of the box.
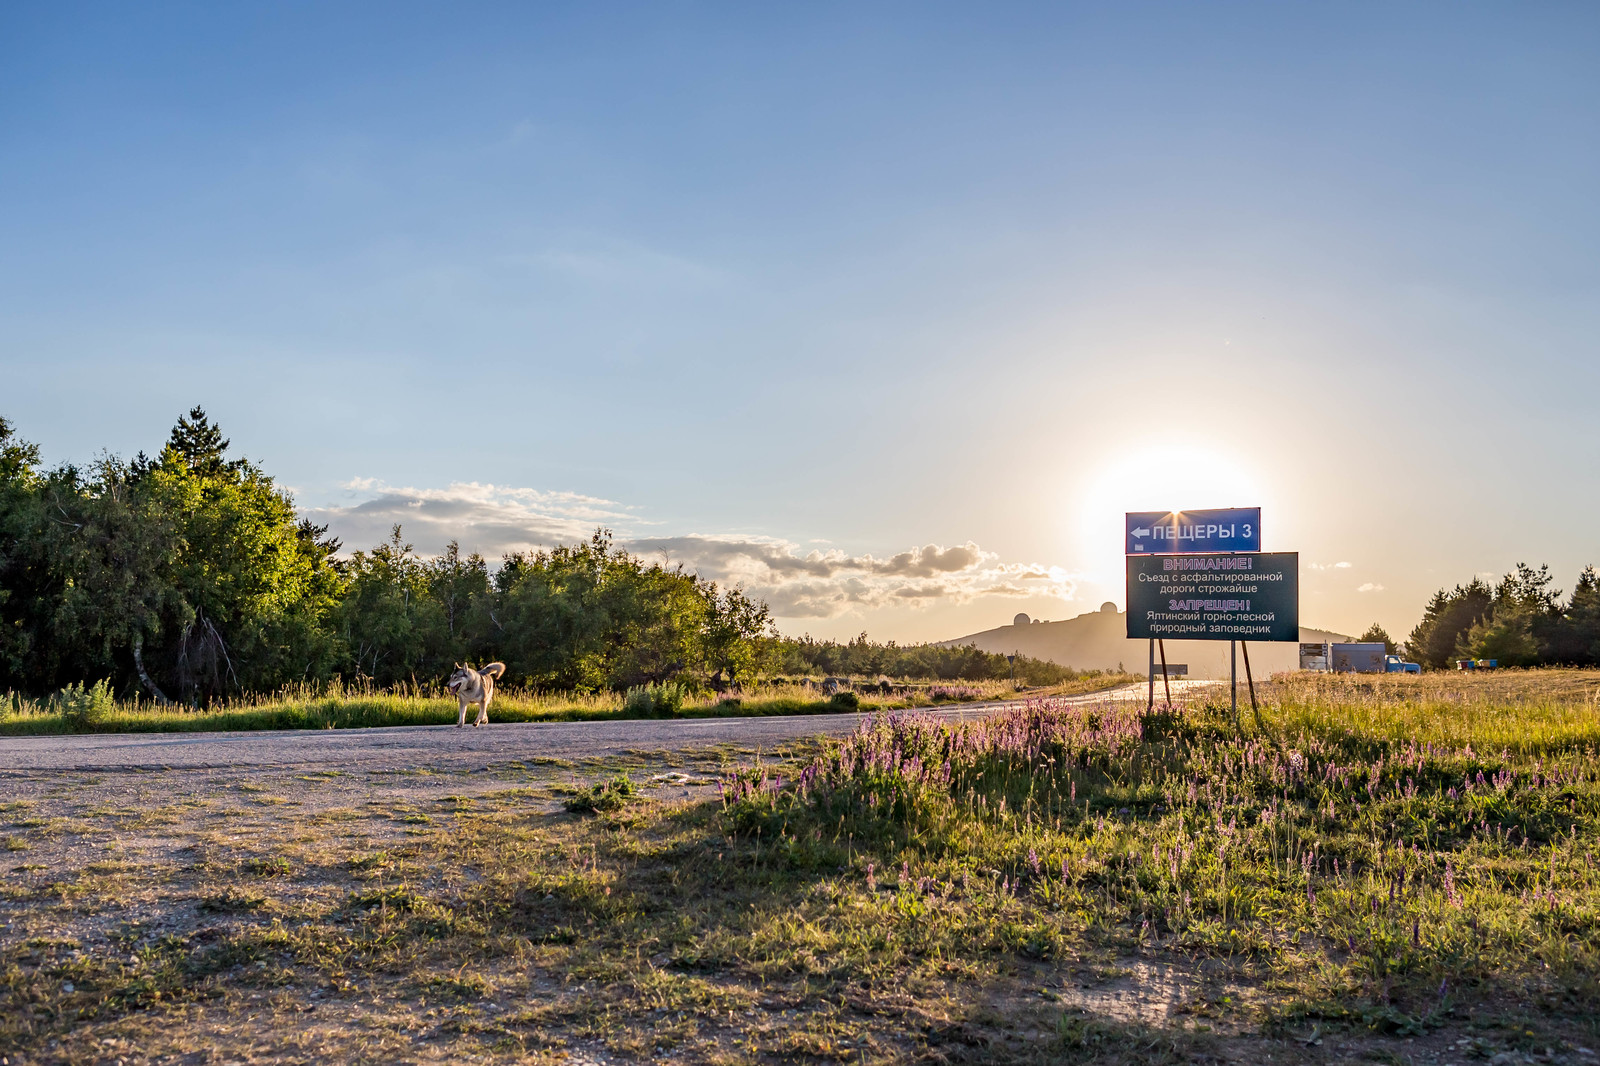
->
(446, 662), (507, 727)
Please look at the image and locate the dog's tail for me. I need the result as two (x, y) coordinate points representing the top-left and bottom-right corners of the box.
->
(481, 662), (507, 678)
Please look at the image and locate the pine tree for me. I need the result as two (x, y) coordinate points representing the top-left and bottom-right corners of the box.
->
(166, 406), (242, 479)
(1357, 623), (1396, 655)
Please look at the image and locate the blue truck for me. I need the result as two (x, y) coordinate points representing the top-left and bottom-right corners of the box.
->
(1309, 643), (1421, 673)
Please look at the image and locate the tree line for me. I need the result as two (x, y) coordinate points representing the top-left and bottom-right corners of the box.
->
(0, 410), (1067, 702)
(1397, 562), (1600, 669)
(767, 633), (1077, 686)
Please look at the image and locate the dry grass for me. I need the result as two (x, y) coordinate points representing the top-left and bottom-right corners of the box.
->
(5, 669), (1596, 1064)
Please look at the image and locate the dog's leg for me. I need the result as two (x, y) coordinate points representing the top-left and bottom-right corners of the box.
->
(457, 696), (469, 728)
(474, 698), (488, 726)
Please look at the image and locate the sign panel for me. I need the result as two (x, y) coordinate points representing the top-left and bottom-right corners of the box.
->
(1126, 508), (1261, 554)
(1126, 552), (1299, 642)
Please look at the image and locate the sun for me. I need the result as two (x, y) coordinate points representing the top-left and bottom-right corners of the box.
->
(1066, 444), (1272, 570)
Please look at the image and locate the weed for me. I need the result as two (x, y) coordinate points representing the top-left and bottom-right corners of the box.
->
(621, 682), (687, 718)
(243, 856), (292, 878)
(55, 680), (114, 729)
(565, 774), (641, 814)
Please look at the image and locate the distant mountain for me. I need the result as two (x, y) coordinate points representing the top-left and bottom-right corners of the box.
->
(937, 603), (1350, 680)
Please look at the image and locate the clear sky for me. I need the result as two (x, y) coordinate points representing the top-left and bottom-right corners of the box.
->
(3, 3), (1598, 644)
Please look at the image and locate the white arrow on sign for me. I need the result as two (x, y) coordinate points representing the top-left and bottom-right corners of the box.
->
(1130, 527), (1151, 539)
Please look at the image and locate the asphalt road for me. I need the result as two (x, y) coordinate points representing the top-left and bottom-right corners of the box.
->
(0, 680), (1220, 775)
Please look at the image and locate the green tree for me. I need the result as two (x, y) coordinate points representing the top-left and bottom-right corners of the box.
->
(1357, 623), (1396, 656)
(337, 526), (441, 685)
(1405, 579), (1492, 668)
(492, 531), (710, 691)
(1535, 565), (1600, 666)
(702, 584), (773, 690)
(164, 405), (246, 480)
(141, 433), (343, 699)
(427, 541), (495, 668)
(0, 418), (42, 682)
(1462, 563), (1560, 668)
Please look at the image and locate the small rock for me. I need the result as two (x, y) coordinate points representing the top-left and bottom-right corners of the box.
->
(60, 981), (74, 993)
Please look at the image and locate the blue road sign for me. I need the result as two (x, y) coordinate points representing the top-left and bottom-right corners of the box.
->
(1126, 508), (1261, 554)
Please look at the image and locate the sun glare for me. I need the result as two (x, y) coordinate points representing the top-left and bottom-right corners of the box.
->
(1067, 445), (1273, 577)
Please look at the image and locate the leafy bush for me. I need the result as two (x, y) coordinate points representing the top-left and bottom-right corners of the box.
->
(828, 691), (860, 711)
(56, 679), (115, 729)
(566, 774), (639, 814)
(621, 682), (685, 718)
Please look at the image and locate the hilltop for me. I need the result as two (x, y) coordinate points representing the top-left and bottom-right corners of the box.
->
(936, 603), (1349, 679)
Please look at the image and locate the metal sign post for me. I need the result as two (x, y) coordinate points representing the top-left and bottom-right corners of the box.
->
(1146, 639), (1155, 711)
(1230, 640), (1238, 725)
(1242, 641), (1259, 720)
(1159, 639), (1172, 705)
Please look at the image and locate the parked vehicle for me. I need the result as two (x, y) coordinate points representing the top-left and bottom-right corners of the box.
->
(1331, 643), (1387, 673)
(1304, 644), (1421, 674)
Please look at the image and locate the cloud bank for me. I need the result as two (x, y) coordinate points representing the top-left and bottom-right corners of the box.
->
(303, 480), (1078, 620)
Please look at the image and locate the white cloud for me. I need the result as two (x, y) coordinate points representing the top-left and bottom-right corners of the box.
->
(1356, 582), (1385, 593)
(301, 479), (635, 558)
(631, 534), (1078, 618)
(1308, 561), (1355, 571)
(303, 480), (1078, 621)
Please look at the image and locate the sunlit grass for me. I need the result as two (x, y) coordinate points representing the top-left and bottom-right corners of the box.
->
(1262, 668), (1600, 752)
(0, 673), (1138, 735)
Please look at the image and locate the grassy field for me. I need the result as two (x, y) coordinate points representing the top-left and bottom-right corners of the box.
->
(3, 668), (1600, 1063)
(0, 673), (1140, 736)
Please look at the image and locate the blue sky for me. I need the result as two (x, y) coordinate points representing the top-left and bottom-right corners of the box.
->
(3, 3), (1598, 641)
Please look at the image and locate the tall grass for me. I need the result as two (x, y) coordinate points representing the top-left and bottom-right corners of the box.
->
(1266, 667), (1600, 751)
(0, 672), (1138, 736)
(721, 669), (1600, 1023)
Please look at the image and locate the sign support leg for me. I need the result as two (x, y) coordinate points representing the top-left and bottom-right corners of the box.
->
(1241, 640), (1259, 721)
(1158, 639), (1172, 705)
(1147, 639), (1154, 712)
(1230, 639), (1238, 726)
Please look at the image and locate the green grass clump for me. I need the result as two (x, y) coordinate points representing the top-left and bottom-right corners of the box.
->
(55, 680), (115, 728)
(621, 682), (686, 717)
(565, 773), (641, 814)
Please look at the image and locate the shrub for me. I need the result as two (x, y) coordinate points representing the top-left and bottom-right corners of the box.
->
(56, 680), (116, 729)
(622, 682), (686, 718)
(828, 691), (861, 711)
(566, 774), (639, 814)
